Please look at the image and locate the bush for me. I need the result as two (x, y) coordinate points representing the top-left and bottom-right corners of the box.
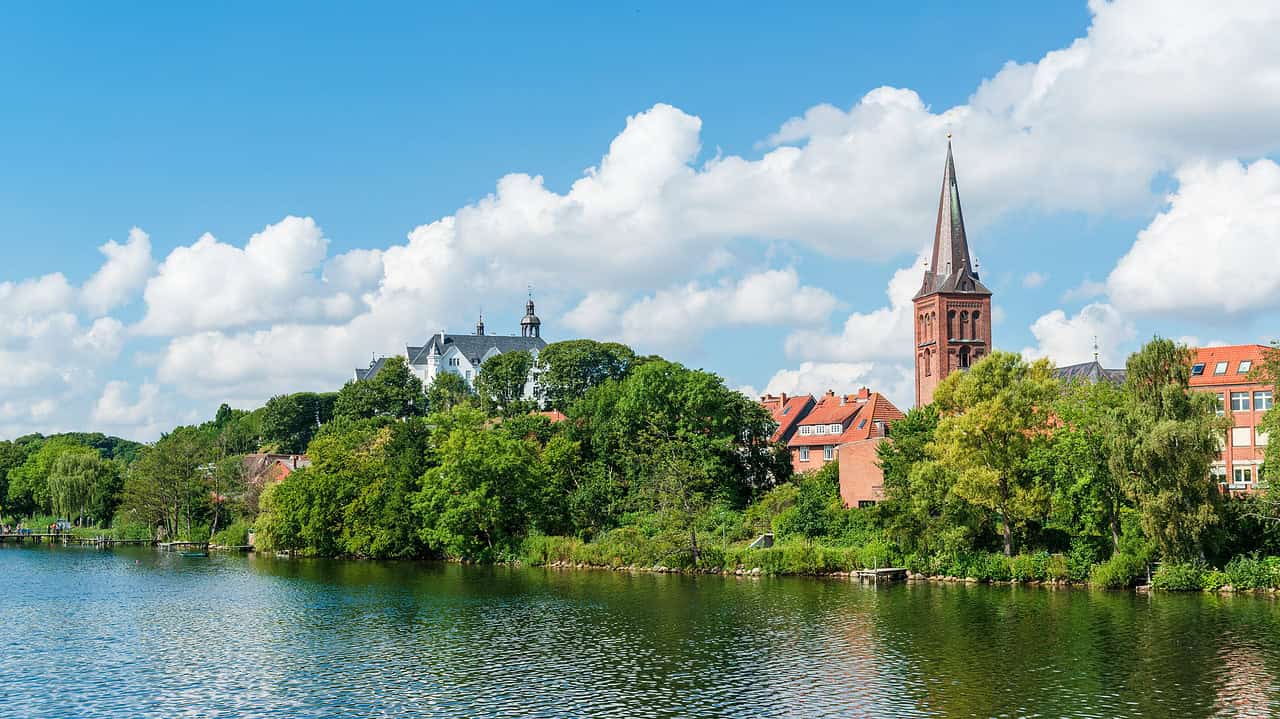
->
(1067, 537), (1103, 583)
(1151, 561), (1206, 591)
(1223, 555), (1280, 590)
(211, 520), (251, 547)
(1089, 552), (1147, 589)
(1201, 569), (1230, 592)
(1010, 552), (1050, 582)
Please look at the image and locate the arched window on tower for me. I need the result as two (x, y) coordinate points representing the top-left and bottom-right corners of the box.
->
(971, 310), (981, 341)
(924, 348), (932, 376)
(947, 310), (955, 340)
(958, 345), (971, 369)
(959, 311), (969, 340)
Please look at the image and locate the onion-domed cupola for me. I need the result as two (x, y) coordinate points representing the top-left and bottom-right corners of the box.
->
(520, 295), (541, 338)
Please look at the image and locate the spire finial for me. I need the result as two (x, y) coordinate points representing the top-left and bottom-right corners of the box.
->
(1093, 336), (1100, 363)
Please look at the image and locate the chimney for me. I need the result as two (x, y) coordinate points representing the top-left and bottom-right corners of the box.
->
(824, 389), (836, 399)
(779, 393), (787, 404)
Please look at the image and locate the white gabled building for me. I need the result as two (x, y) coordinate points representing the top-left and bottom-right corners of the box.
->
(354, 298), (547, 400)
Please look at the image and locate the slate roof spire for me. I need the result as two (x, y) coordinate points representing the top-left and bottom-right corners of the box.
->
(915, 138), (991, 299)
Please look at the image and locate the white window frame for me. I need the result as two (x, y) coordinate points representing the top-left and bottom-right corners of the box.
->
(799, 426), (812, 436)
(798, 447), (810, 462)
(828, 423), (841, 434)
(1231, 391), (1250, 412)
(1238, 360), (1252, 374)
(1215, 392), (1225, 416)
(1256, 390), (1273, 411)
(823, 445), (834, 461)
(1214, 361), (1229, 375)
(1231, 426), (1252, 447)
(1232, 466), (1254, 488)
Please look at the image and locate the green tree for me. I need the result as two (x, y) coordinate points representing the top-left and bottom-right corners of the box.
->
(334, 356), (425, 421)
(47, 450), (114, 526)
(474, 351), (535, 415)
(1258, 341), (1279, 479)
(5, 436), (87, 517)
(1110, 338), (1231, 560)
(414, 411), (539, 559)
(261, 392), (336, 453)
(930, 351), (1060, 556)
(425, 371), (476, 413)
(775, 462), (840, 543)
(0, 440), (32, 517)
(1050, 378), (1127, 549)
(535, 339), (636, 410)
(119, 427), (212, 539)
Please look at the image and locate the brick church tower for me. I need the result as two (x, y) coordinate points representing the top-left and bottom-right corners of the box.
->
(913, 140), (992, 406)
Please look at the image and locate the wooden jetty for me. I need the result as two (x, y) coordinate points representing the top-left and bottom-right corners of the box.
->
(855, 567), (909, 583)
(1, 532), (158, 547)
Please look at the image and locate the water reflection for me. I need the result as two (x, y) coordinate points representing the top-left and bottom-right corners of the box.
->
(3, 546), (1279, 718)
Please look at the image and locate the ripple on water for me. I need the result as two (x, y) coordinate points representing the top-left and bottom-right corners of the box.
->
(2, 547), (1279, 718)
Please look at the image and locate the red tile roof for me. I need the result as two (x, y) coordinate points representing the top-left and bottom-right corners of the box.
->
(1188, 345), (1270, 388)
(538, 410), (569, 423)
(759, 393), (815, 443)
(789, 389), (873, 447)
(836, 392), (906, 443)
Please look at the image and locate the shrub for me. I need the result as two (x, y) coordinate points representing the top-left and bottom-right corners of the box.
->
(1010, 552), (1050, 582)
(1224, 555), (1280, 590)
(855, 539), (896, 570)
(1201, 569), (1230, 592)
(1046, 553), (1071, 582)
(1151, 561), (1206, 591)
(1089, 552), (1146, 589)
(1066, 537), (1103, 583)
(211, 520), (251, 547)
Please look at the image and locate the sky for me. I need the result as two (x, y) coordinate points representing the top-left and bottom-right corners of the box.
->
(2, 0), (1279, 441)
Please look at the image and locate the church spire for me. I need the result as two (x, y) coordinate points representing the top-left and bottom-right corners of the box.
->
(915, 138), (990, 299)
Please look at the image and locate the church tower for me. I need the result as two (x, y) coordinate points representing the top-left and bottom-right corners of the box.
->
(913, 139), (992, 406)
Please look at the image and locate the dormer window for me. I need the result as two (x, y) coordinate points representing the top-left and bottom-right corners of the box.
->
(1238, 360), (1252, 374)
(1214, 361), (1228, 375)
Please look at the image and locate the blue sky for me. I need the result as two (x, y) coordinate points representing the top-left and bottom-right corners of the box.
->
(2, 1), (1279, 440)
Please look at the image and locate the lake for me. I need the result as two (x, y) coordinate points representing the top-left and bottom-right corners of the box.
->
(2, 545), (1278, 718)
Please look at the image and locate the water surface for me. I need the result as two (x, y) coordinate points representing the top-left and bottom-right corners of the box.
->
(3, 545), (1278, 718)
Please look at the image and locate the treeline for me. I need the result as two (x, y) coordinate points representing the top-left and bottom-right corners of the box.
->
(5, 336), (1279, 593)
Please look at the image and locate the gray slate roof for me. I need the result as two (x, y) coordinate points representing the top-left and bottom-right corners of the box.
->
(354, 356), (390, 381)
(1055, 361), (1126, 385)
(407, 333), (546, 367)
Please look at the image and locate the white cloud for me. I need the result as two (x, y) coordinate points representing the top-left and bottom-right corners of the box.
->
(1021, 302), (1136, 367)
(1022, 271), (1049, 288)
(92, 381), (160, 425)
(0, 273), (76, 320)
(1061, 278), (1106, 303)
(574, 269), (838, 351)
(783, 257), (922, 363)
(136, 216), (362, 335)
(1108, 159), (1280, 316)
(761, 361), (916, 411)
(81, 228), (153, 315)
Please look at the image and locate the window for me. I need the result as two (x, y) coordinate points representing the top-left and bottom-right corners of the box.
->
(857, 500), (877, 509)
(799, 426), (812, 436)
(1238, 360), (1252, 374)
(798, 447), (810, 462)
(1256, 390), (1273, 411)
(823, 445), (834, 461)
(1191, 362), (1205, 376)
(1233, 467), (1254, 487)
(829, 423), (842, 434)
(465, 370), (472, 381)
(1232, 426), (1252, 447)
(1258, 430), (1270, 447)
(1216, 393), (1225, 416)
(958, 346), (971, 369)
(781, 405), (791, 416)
(1231, 391), (1251, 412)
(1214, 361), (1228, 375)
(857, 419), (868, 430)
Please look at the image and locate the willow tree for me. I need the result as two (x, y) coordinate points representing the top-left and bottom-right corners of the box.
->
(929, 351), (1060, 556)
(47, 450), (110, 526)
(1109, 338), (1229, 561)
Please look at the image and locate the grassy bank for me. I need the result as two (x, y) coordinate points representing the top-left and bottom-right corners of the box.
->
(519, 532), (1280, 592)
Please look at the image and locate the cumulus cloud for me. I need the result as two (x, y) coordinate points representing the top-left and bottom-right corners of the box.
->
(1021, 302), (1137, 367)
(783, 258), (922, 363)
(1108, 159), (1280, 316)
(760, 361), (916, 411)
(81, 228), (153, 315)
(1022, 271), (1049, 288)
(566, 269), (838, 351)
(1061, 278), (1106, 303)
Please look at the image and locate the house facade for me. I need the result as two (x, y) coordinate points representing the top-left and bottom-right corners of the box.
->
(354, 299), (547, 400)
(1189, 344), (1272, 491)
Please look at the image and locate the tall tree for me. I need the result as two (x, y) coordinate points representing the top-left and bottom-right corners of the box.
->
(425, 371), (476, 413)
(929, 351), (1060, 556)
(535, 340), (636, 410)
(5, 436), (87, 517)
(1110, 338), (1229, 560)
(261, 392), (336, 453)
(1050, 378), (1127, 549)
(474, 351), (535, 415)
(120, 427), (212, 539)
(47, 450), (114, 526)
(334, 356), (425, 421)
